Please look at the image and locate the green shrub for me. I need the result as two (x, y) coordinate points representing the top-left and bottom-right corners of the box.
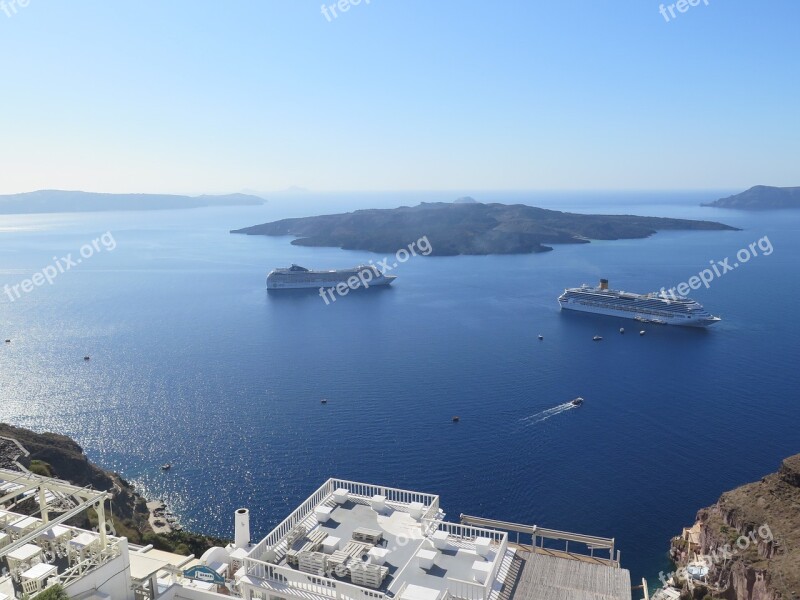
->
(28, 584), (69, 599)
(28, 460), (53, 477)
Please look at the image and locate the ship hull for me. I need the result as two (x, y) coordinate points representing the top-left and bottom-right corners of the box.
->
(267, 276), (396, 290)
(558, 298), (720, 327)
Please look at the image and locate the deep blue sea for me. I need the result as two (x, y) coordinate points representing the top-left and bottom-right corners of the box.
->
(1, 191), (798, 587)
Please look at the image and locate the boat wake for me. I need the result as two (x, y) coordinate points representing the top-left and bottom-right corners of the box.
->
(519, 402), (577, 425)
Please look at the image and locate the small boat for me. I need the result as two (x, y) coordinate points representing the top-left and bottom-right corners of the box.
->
(83, 356), (91, 361)
(321, 398), (328, 404)
(639, 330), (646, 336)
(593, 335), (603, 341)
(452, 416), (460, 422)
(619, 328), (625, 334)
(161, 463), (171, 471)
(538, 334), (544, 341)
(4, 339), (10, 343)
(571, 397), (584, 406)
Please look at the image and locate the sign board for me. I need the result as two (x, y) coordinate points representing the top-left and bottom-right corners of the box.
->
(183, 565), (225, 585)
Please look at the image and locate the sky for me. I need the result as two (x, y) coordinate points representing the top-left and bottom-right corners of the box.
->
(0, 0), (798, 194)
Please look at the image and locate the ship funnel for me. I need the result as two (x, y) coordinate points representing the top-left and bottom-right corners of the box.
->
(599, 279), (609, 291)
(235, 508), (251, 549)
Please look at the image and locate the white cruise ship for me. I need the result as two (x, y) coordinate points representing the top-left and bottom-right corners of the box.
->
(267, 264), (396, 290)
(558, 279), (721, 327)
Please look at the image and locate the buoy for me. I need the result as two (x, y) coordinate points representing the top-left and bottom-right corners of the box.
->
(321, 399), (327, 404)
(452, 416), (460, 422)
(538, 334), (544, 341)
(639, 330), (646, 336)
(619, 328), (625, 334)
(84, 356), (90, 361)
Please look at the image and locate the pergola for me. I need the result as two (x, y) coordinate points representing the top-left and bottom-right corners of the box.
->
(0, 467), (111, 560)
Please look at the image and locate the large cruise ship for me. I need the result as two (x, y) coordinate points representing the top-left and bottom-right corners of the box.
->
(558, 279), (721, 327)
(267, 264), (396, 289)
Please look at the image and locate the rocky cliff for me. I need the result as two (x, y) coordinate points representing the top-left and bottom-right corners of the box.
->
(670, 455), (800, 600)
(0, 423), (228, 556)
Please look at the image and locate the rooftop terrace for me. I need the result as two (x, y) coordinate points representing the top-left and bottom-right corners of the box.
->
(238, 479), (630, 600)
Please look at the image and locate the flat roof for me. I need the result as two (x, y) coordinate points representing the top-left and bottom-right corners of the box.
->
(243, 480), (631, 600)
(130, 553), (172, 581)
(247, 481), (511, 600)
(314, 500), (487, 594)
(509, 550), (631, 600)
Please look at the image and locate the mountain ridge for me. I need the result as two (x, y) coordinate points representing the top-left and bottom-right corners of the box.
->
(0, 189), (265, 214)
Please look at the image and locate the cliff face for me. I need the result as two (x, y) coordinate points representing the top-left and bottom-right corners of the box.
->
(0, 423), (149, 530)
(673, 455), (800, 600)
(0, 423), (230, 556)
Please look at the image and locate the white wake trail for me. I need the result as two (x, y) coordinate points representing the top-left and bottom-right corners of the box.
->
(519, 402), (576, 425)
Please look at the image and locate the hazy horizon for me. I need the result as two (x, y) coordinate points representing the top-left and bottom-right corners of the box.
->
(2, 1), (798, 195)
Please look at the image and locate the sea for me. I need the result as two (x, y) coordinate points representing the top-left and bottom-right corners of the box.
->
(1, 190), (798, 588)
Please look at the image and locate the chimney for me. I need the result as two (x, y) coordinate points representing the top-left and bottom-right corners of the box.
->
(235, 508), (251, 549)
(599, 279), (609, 291)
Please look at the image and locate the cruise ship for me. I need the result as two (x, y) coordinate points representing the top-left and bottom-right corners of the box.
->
(267, 265), (396, 290)
(558, 279), (721, 327)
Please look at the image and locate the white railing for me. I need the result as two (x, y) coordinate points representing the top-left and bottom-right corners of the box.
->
(52, 539), (122, 591)
(460, 514), (619, 567)
(329, 479), (439, 511)
(249, 480), (335, 560)
(447, 577), (487, 600)
(436, 521), (506, 544)
(241, 557), (386, 600)
(486, 534), (508, 594)
(433, 522), (507, 600)
(250, 479), (440, 562)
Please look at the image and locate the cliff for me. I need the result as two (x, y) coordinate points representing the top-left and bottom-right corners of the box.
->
(231, 201), (738, 256)
(0, 423), (228, 557)
(670, 454), (800, 600)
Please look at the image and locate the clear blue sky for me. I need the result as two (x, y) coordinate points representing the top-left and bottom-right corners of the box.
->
(1, 0), (798, 194)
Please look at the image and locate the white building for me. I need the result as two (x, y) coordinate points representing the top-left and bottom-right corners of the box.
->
(0, 471), (631, 600)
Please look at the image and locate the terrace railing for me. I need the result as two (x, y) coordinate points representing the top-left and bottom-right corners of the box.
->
(459, 514), (619, 567)
(329, 479), (439, 511)
(53, 538), (123, 591)
(249, 480), (334, 560)
(241, 557), (386, 600)
(434, 522), (508, 600)
(250, 479), (440, 562)
(447, 577), (488, 600)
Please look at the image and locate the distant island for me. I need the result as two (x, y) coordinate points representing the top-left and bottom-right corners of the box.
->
(453, 196), (480, 204)
(231, 201), (738, 256)
(703, 185), (800, 210)
(0, 190), (265, 214)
